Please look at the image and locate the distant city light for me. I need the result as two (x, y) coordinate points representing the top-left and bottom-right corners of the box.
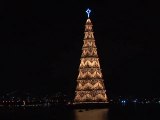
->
(133, 99), (138, 103)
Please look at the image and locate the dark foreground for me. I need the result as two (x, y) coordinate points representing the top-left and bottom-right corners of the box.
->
(0, 104), (159, 120)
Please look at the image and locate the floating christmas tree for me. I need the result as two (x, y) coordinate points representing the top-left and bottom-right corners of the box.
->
(74, 9), (108, 103)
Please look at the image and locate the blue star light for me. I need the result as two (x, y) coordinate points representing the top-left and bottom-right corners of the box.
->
(86, 8), (91, 18)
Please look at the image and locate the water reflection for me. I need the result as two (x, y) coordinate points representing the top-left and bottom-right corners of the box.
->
(74, 109), (109, 120)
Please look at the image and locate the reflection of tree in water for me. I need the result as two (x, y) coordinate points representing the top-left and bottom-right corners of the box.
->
(74, 109), (109, 120)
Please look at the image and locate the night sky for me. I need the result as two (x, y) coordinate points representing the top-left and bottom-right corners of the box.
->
(0, 1), (159, 97)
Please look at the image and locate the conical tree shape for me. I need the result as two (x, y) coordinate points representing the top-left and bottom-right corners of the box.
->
(74, 17), (108, 103)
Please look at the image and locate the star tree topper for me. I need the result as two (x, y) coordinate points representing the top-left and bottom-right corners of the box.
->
(86, 8), (91, 18)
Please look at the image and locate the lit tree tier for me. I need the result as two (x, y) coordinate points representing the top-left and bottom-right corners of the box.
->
(82, 40), (96, 48)
(74, 90), (107, 102)
(76, 79), (105, 91)
(81, 48), (98, 57)
(80, 58), (100, 68)
(78, 68), (103, 79)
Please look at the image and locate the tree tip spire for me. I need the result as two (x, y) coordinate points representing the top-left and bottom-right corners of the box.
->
(86, 8), (91, 18)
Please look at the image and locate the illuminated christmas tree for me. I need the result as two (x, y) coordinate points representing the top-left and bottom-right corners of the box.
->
(74, 9), (108, 103)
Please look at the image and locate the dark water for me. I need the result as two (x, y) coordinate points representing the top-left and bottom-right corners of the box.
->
(0, 105), (159, 120)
